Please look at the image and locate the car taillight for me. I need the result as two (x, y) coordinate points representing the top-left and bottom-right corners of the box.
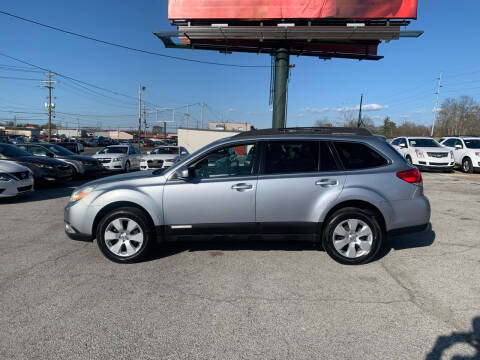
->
(397, 168), (422, 184)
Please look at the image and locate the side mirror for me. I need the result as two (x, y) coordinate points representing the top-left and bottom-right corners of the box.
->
(181, 151), (187, 155)
(455, 144), (462, 149)
(147, 151), (151, 155)
(174, 166), (190, 179)
(46, 152), (54, 158)
(399, 143), (406, 148)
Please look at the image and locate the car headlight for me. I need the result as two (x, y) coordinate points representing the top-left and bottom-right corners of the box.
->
(69, 185), (95, 203)
(415, 151), (425, 158)
(112, 157), (123, 162)
(34, 163), (54, 170)
(0, 173), (14, 182)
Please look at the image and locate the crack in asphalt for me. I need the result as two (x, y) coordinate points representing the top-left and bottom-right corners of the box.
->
(0, 244), (89, 290)
(379, 261), (463, 332)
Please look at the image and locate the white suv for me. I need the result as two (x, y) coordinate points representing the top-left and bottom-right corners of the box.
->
(439, 137), (480, 173)
(391, 137), (454, 172)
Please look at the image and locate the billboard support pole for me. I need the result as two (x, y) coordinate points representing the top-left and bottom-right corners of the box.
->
(272, 48), (289, 129)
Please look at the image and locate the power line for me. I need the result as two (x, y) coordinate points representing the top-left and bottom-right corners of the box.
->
(0, 75), (43, 81)
(0, 10), (269, 69)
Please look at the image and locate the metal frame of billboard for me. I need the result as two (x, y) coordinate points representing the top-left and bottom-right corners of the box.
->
(155, 19), (422, 128)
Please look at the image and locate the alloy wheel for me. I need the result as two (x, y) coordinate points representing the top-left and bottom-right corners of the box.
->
(332, 219), (373, 258)
(104, 218), (144, 257)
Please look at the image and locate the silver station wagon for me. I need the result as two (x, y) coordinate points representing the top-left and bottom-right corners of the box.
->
(65, 127), (430, 265)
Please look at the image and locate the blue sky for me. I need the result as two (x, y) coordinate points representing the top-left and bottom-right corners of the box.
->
(0, 0), (479, 131)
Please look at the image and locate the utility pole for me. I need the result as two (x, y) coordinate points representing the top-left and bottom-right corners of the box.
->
(13, 115), (16, 136)
(143, 104), (147, 139)
(186, 104), (190, 128)
(201, 102), (205, 129)
(431, 73), (443, 137)
(41, 71), (56, 142)
(138, 85), (146, 150)
(357, 94), (364, 128)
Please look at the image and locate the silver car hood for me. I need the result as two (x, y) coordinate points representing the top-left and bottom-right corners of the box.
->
(81, 170), (166, 189)
(142, 154), (177, 160)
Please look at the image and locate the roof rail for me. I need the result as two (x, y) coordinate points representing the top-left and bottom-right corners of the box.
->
(233, 127), (372, 138)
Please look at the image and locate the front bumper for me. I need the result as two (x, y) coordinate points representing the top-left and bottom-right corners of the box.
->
(36, 167), (73, 182)
(64, 222), (92, 241)
(0, 177), (34, 198)
(100, 160), (124, 171)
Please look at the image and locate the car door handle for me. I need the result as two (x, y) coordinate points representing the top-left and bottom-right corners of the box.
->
(231, 183), (253, 191)
(315, 179), (338, 187)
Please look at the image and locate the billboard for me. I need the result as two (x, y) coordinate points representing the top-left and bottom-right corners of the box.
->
(169, 0), (418, 21)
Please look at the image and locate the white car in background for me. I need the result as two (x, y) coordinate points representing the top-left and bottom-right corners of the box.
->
(140, 146), (189, 170)
(391, 136), (454, 172)
(92, 145), (141, 172)
(439, 136), (480, 173)
(0, 160), (34, 198)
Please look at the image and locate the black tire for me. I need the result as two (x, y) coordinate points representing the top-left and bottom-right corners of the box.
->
(322, 207), (383, 265)
(96, 207), (153, 263)
(406, 155), (412, 164)
(124, 161), (131, 173)
(462, 157), (473, 173)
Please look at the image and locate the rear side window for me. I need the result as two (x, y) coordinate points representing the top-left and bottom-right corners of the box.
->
(320, 142), (339, 171)
(264, 141), (319, 174)
(333, 142), (388, 170)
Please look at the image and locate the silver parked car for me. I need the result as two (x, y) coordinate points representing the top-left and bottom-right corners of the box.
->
(140, 146), (189, 170)
(65, 127), (431, 265)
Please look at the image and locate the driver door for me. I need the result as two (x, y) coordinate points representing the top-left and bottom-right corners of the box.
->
(163, 142), (258, 237)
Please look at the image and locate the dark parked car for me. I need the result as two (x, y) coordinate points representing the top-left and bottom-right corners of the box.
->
(57, 142), (84, 154)
(17, 143), (103, 177)
(0, 143), (73, 184)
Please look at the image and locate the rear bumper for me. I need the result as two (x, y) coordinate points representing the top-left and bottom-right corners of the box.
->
(387, 223), (430, 237)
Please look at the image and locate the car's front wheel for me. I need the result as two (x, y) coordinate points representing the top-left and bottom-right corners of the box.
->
(96, 207), (153, 263)
(124, 161), (131, 173)
(462, 157), (473, 173)
(322, 207), (383, 265)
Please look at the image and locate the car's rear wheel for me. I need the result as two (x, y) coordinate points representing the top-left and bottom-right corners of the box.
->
(96, 207), (153, 263)
(462, 157), (473, 173)
(406, 155), (412, 164)
(322, 207), (383, 265)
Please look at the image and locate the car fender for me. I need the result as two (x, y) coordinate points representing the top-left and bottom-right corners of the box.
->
(89, 187), (164, 226)
(318, 186), (394, 229)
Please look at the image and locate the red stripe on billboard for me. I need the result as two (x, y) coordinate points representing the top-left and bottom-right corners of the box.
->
(168, 0), (418, 20)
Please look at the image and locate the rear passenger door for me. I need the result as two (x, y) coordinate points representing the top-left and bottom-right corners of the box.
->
(255, 140), (346, 235)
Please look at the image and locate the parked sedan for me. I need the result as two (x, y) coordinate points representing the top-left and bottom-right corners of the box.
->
(0, 160), (34, 198)
(17, 143), (102, 177)
(92, 145), (141, 172)
(391, 137), (454, 172)
(140, 146), (189, 170)
(0, 143), (72, 184)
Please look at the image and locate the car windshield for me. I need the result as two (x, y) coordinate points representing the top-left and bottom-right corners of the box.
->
(152, 147), (179, 155)
(408, 139), (441, 148)
(464, 139), (480, 149)
(44, 144), (75, 156)
(98, 146), (128, 154)
(0, 144), (32, 157)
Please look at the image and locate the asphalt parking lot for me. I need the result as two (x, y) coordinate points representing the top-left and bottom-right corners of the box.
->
(1, 172), (479, 360)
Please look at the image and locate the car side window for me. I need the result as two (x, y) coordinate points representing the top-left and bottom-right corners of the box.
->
(333, 142), (388, 170)
(399, 138), (408, 147)
(443, 139), (455, 147)
(391, 138), (400, 146)
(320, 142), (339, 171)
(264, 141), (319, 174)
(188, 143), (256, 179)
(30, 145), (48, 157)
(17, 145), (28, 152)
